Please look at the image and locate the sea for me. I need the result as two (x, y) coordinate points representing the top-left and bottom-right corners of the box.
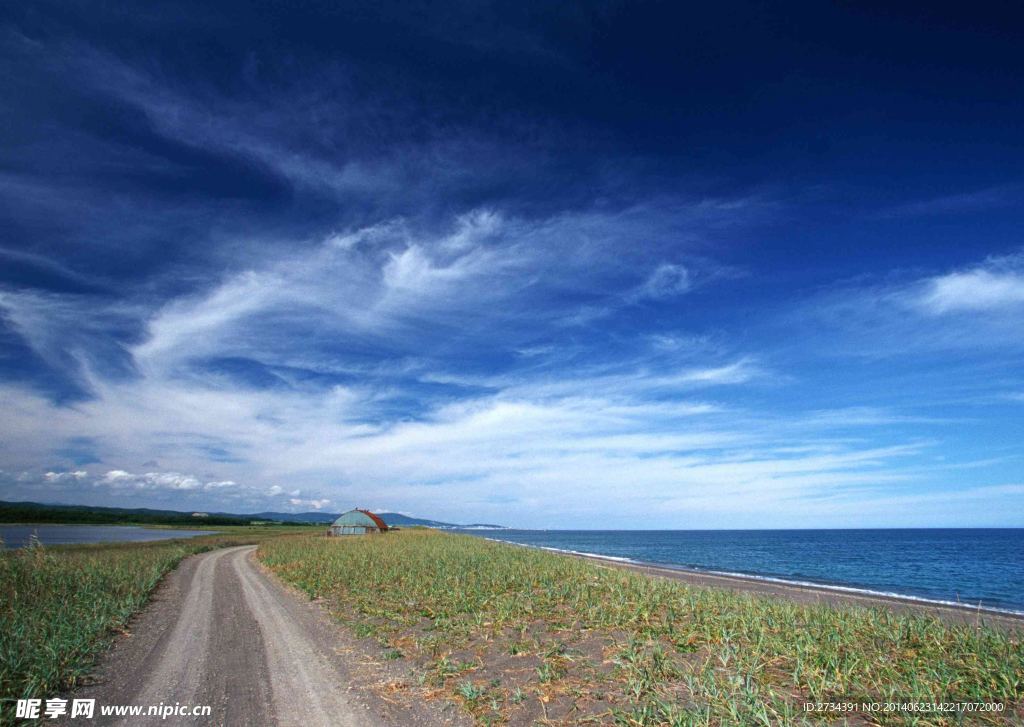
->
(0, 524), (215, 548)
(460, 529), (1024, 615)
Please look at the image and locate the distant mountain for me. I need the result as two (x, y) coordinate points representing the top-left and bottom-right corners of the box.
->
(244, 511), (336, 523)
(375, 512), (456, 527)
(0, 500), (507, 529)
(0, 500), (255, 526)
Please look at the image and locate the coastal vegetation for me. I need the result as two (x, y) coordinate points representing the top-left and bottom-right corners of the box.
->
(0, 499), (311, 526)
(258, 530), (1023, 725)
(0, 527), (308, 723)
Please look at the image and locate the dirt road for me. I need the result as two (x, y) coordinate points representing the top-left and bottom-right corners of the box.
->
(70, 546), (458, 726)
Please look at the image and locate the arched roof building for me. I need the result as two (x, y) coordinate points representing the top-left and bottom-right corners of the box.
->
(327, 509), (389, 536)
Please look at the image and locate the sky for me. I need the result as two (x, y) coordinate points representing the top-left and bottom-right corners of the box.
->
(1, 1), (1023, 528)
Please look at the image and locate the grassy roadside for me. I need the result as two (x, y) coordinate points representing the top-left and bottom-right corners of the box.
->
(0, 526), (313, 722)
(258, 530), (1023, 726)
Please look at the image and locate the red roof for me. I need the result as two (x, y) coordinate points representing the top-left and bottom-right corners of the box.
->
(357, 509), (389, 531)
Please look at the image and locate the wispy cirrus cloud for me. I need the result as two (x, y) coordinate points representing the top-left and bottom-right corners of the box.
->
(121, 203), (759, 378)
(790, 249), (1024, 355)
(632, 263), (692, 300)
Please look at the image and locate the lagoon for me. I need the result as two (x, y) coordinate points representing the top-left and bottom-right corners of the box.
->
(0, 524), (216, 548)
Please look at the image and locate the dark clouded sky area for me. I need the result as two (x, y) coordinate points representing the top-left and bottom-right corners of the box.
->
(1, 1), (1022, 526)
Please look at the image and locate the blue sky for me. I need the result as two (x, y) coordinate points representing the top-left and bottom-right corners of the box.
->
(1, 1), (1022, 527)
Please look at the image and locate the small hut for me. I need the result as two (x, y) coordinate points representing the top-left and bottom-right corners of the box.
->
(327, 509), (389, 536)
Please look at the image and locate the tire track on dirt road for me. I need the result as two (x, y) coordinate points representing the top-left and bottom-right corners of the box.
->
(65, 545), (460, 726)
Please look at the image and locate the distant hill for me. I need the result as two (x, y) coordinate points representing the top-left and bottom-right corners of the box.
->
(244, 511), (336, 523)
(0, 500), (507, 529)
(0, 500), (256, 526)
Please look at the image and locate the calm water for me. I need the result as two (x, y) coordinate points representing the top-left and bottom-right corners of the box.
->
(464, 529), (1024, 614)
(0, 524), (215, 548)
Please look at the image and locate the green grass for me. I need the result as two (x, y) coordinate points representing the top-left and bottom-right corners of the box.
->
(258, 530), (1023, 725)
(0, 527), (312, 723)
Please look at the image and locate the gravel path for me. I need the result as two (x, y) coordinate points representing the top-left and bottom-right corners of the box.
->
(66, 546), (454, 726)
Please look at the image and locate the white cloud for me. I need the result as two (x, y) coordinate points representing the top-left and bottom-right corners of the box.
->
(665, 359), (760, 386)
(326, 220), (408, 251)
(794, 249), (1024, 355)
(440, 209), (502, 251)
(487, 357), (766, 401)
(380, 244), (494, 298)
(43, 470), (87, 483)
(635, 263), (691, 299)
(127, 212), (529, 377)
(289, 497), (331, 510)
(116, 202), (754, 387)
(100, 470), (202, 490)
(30, 467), (323, 509)
(205, 480), (237, 489)
(134, 271), (281, 365)
(0, 365), (939, 527)
(917, 269), (1024, 314)
(91, 470), (234, 492)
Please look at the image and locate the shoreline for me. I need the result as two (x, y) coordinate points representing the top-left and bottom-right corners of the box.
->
(480, 536), (1024, 630)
